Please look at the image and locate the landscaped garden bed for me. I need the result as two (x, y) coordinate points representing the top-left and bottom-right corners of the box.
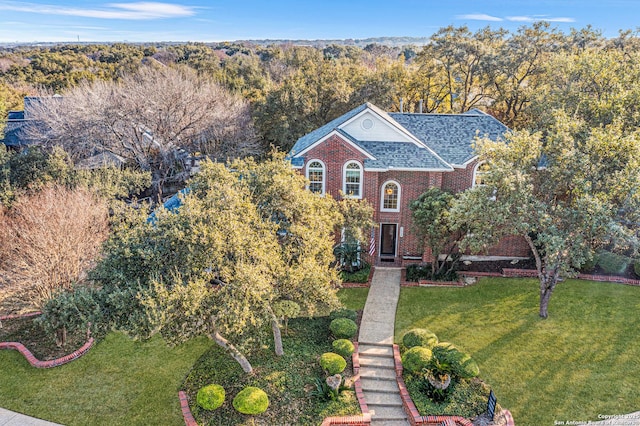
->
(181, 316), (361, 425)
(395, 277), (640, 426)
(0, 314), (87, 360)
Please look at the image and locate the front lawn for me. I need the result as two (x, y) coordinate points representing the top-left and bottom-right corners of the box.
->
(337, 288), (369, 311)
(0, 332), (211, 425)
(395, 278), (640, 426)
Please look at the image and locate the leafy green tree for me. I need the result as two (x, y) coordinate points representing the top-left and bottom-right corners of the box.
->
(450, 113), (640, 318)
(71, 155), (342, 370)
(410, 188), (463, 279)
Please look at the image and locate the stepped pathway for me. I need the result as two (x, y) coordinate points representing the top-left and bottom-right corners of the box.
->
(358, 267), (409, 426)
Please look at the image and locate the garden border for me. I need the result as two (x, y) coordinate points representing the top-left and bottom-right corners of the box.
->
(402, 268), (640, 287)
(0, 312), (95, 368)
(392, 344), (515, 426)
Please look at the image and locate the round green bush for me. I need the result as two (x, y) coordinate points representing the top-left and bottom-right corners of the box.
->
(232, 386), (269, 415)
(332, 339), (355, 358)
(401, 346), (433, 374)
(458, 357), (480, 379)
(196, 384), (225, 411)
(320, 352), (347, 374)
(402, 328), (439, 349)
(330, 318), (358, 339)
(634, 260), (640, 278)
(329, 308), (358, 322)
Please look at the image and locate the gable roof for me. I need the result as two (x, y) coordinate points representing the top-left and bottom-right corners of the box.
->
(288, 103), (508, 171)
(389, 111), (508, 166)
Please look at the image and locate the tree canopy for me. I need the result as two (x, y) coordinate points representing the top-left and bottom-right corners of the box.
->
(451, 112), (640, 318)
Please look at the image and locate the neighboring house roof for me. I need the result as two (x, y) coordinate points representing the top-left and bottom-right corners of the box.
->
(288, 102), (508, 171)
(77, 151), (126, 169)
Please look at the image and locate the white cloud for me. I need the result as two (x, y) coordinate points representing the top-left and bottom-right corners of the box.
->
(506, 15), (575, 23)
(0, 1), (196, 20)
(456, 13), (503, 22)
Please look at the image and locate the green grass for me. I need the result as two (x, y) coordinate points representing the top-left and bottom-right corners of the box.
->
(337, 288), (369, 311)
(181, 316), (360, 425)
(395, 278), (640, 426)
(0, 332), (211, 425)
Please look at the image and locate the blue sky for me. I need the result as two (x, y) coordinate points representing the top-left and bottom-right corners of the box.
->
(0, 0), (639, 43)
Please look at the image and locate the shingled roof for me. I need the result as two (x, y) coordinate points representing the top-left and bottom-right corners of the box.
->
(288, 103), (508, 171)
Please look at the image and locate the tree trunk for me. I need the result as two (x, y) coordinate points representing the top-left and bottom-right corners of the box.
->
(539, 282), (553, 319)
(210, 330), (253, 374)
(271, 316), (284, 356)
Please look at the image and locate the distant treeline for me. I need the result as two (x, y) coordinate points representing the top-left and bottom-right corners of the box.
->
(3, 22), (640, 151)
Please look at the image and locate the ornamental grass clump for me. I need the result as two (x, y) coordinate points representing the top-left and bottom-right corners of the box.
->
(232, 386), (269, 415)
(329, 318), (357, 339)
(402, 328), (438, 349)
(332, 339), (355, 358)
(320, 352), (347, 375)
(196, 384), (225, 411)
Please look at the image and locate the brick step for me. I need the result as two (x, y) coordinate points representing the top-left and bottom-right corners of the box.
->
(368, 405), (408, 421)
(359, 366), (396, 380)
(360, 377), (399, 392)
(360, 355), (395, 368)
(370, 420), (410, 426)
(362, 391), (403, 406)
(358, 343), (394, 357)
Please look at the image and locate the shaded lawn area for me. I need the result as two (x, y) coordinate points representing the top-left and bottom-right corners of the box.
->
(337, 288), (369, 311)
(0, 332), (211, 426)
(395, 278), (640, 426)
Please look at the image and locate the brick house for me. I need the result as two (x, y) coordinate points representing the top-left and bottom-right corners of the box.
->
(287, 102), (530, 266)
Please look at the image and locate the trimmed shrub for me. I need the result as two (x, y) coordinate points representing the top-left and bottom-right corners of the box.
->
(320, 352), (347, 375)
(196, 384), (225, 411)
(597, 251), (630, 275)
(232, 386), (269, 415)
(329, 308), (358, 322)
(330, 318), (358, 339)
(402, 346), (433, 374)
(332, 339), (355, 358)
(634, 260), (640, 278)
(458, 357), (481, 379)
(402, 329), (438, 349)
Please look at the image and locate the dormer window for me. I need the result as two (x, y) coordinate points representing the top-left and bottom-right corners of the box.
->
(343, 161), (363, 198)
(381, 181), (400, 212)
(306, 160), (325, 194)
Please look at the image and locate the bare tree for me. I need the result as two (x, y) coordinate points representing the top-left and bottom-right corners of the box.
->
(26, 66), (260, 200)
(0, 185), (109, 310)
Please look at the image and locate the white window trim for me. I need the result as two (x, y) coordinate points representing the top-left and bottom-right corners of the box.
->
(306, 159), (326, 195)
(343, 160), (363, 199)
(472, 161), (488, 188)
(380, 180), (401, 212)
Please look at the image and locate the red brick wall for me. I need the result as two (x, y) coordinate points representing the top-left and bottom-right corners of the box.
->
(297, 138), (531, 261)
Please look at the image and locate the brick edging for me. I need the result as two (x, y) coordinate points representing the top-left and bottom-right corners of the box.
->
(178, 391), (198, 426)
(392, 344), (509, 426)
(0, 312), (95, 368)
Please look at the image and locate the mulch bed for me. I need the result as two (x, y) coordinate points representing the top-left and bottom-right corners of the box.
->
(0, 315), (88, 360)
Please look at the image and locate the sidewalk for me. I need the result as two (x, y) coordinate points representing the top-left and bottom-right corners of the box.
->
(357, 267), (409, 425)
(0, 407), (63, 426)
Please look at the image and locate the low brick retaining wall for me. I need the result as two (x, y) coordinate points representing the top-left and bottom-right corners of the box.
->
(0, 312), (94, 368)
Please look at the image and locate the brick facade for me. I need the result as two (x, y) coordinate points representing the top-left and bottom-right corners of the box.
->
(299, 134), (531, 264)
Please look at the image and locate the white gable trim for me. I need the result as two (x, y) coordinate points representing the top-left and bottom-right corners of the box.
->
(339, 106), (426, 148)
(451, 155), (479, 169)
(292, 130), (376, 160)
